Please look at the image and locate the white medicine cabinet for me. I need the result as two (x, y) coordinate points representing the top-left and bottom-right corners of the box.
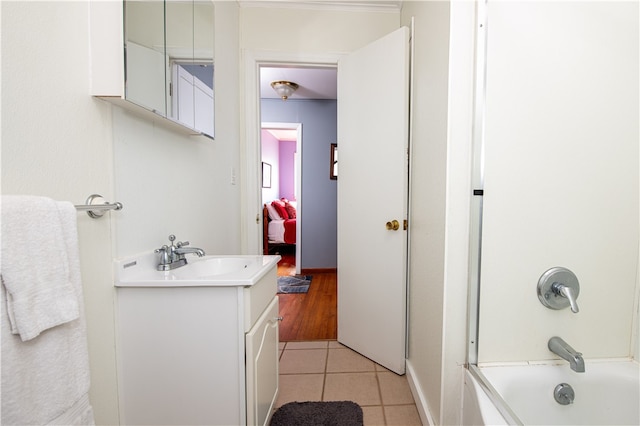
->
(90, 0), (215, 139)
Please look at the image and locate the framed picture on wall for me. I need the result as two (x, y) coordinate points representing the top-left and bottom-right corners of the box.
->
(262, 162), (272, 188)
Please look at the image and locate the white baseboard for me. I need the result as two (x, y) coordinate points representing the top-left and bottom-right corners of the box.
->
(406, 359), (437, 426)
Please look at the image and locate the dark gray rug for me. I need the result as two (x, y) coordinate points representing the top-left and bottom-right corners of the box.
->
(270, 401), (363, 426)
(277, 275), (312, 294)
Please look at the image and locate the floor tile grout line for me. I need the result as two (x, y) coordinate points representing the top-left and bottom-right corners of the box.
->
(375, 368), (388, 425)
(321, 346), (329, 401)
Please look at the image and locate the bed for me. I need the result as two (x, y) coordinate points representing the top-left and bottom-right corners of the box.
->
(263, 200), (297, 255)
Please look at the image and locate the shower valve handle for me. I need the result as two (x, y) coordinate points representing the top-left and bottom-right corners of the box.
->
(552, 283), (579, 313)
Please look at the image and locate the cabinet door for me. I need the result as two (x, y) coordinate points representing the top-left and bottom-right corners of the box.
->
(125, 41), (167, 114)
(245, 296), (279, 426)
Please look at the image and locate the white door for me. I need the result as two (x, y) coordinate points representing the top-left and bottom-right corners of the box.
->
(337, 26), (410, 375)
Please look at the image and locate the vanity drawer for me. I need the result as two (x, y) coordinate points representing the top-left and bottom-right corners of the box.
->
(243, 266), (277, 331)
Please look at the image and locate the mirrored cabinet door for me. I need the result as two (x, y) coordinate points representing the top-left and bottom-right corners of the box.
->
(166, 0), (215, 138)
(124, 1), (167, 115)
(191, 0), (214, 137)
(124, 0), (215, 138)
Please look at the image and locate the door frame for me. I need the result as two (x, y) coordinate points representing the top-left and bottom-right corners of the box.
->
(242, 50), (343, 255)
(261, 121), (303, 274)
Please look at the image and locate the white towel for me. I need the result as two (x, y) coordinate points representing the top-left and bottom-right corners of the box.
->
(47, 393), (95, 426)
(1, 195), (94, 425)
(1, 195), (80, 341)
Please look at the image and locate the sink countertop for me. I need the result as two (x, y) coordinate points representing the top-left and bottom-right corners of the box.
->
(114, 252), (281, 288)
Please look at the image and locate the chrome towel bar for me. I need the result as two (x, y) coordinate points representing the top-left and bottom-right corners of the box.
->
(75, 194), (123, 219)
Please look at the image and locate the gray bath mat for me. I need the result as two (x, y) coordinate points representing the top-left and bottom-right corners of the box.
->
(277, 275), (312, 294)
(270, 401), (363, 426)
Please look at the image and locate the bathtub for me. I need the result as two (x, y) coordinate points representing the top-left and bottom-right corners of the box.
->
(463, 359), (640, 425)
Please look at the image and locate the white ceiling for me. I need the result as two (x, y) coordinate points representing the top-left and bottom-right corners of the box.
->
(260, 66), (337, 100)
(264, 128), (299, 141)
(260, 67), (336, 139)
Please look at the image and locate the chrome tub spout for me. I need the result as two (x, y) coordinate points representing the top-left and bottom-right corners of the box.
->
(548, 336), (585, 372)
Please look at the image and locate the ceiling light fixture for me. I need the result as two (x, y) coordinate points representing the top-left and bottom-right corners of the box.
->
(270, 80), (299, 101)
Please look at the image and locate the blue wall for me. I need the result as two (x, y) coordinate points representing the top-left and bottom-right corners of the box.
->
(261, 99), (337, 269)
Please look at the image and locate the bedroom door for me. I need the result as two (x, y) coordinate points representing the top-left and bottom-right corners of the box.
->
(337, 26), (410, 375)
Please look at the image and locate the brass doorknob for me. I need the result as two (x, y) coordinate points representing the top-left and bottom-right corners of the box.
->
(386, 220), (400, 231)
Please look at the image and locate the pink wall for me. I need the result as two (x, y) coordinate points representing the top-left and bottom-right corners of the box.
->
(261, 130), (280, 202)
(279, 140), (296, 200)
(261, 131), (296, 202)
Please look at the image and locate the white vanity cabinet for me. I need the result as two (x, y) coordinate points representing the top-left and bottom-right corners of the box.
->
(115, 263), (279, 426)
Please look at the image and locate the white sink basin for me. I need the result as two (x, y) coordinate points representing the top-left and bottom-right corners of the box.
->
(114, 253), (281, 287)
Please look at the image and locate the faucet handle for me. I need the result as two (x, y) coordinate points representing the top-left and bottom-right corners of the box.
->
(155, 245), (170, 266)
(168, 235), (190, 248)
(554, 283), (579, 313)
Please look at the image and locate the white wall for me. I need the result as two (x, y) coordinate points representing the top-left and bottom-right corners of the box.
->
(401, 2), (476, 425)
(1, 2), (119, 423)
(478, 2), (639, 363)
(635, 246), (640, 359)
(111, 108), (240, 256)
(113, 2), (241, 258)
(402, 2), (639, 425)
(240, 4), (399, 53)
(401, 1), (449, 423)
(2, 2), (241, 424)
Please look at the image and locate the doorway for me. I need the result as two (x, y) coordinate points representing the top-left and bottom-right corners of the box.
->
(243, 51), (341, 255)
(261, 121), (302, 274)
(246, 28), (410, 365)
(258, 65), (338, 272)
(258, 64), (338, 341)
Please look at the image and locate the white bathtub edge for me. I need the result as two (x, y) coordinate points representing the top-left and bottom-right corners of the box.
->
(406, 360), (437, 426)
(467, 365), (520, 425)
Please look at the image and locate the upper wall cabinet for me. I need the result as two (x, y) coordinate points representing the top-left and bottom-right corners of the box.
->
(90, 0), (215, 139)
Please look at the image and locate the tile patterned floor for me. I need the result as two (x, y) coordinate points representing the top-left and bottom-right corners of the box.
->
(276, 341), (423, 426)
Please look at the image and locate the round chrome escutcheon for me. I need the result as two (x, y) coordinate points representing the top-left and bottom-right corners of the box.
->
(537, 267), (580, 311)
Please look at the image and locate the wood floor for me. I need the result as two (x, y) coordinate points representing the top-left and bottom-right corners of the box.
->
(277, 251), (337, 341)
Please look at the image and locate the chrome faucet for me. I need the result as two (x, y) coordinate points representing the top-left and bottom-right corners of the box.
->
(155, 234), (205, 271)
(548, 336), (585, 372)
